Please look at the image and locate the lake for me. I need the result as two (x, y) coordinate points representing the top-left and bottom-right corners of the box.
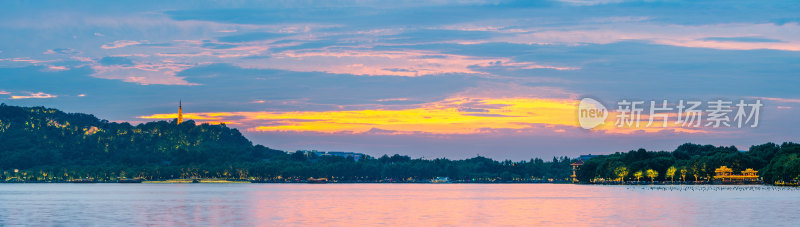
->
(0, 184), (798, 226)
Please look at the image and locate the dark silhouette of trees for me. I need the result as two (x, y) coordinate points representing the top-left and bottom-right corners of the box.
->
(1, 104), (796, 184)
(0, 104), (574, 182)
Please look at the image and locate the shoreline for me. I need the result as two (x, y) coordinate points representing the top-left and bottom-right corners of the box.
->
(0, 181), (792, 186)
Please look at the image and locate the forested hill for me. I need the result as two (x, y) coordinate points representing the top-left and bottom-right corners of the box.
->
(0, 104), (575, 182)
(0, 104), (284, 170)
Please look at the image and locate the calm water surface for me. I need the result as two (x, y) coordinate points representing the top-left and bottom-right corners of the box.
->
(0, 184), (798, 226)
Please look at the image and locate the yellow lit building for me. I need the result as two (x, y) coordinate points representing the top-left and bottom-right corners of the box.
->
(570, 160), (583, 183)
(570, 155), (597, 183)
(714, 166), (760, 184)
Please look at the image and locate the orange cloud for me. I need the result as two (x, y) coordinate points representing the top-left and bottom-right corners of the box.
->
(139, 98), (576, 134)
(138, 97), (714, 135)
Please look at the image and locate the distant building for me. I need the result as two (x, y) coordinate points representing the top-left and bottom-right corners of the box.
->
(578, 154), (598, 162)
(299, 150), (366, 162)
(325, 151), (365, 162)
(431, 177), (450, 183)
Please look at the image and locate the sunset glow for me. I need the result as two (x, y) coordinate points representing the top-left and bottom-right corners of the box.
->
(2, 0), (798, 159)
(2, 1), (800, 225)
(139, 97), (717, 136)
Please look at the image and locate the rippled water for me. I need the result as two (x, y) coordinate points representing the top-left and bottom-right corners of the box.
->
(1, 184), (798, 226)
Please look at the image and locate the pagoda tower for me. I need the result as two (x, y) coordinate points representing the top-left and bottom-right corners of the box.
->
(177, 100), (183, 124)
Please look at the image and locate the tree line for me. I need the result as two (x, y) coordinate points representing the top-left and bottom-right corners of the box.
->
(1, 104), (797, 184)
(0, 104), (571, 182)
(576, 142), (800, 184)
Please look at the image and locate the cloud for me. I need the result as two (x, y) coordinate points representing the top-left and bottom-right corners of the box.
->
(99, 56), (135, 66)
(377, 98), (409, 102)
(557, 0), (636, 6)
(101, 40), (142, 49)
(700, 36), (784, 43)
(47, 66), (68, 71)
(138, 97), (582, 134)
(138, 96), (715, 136)
(216, 32), (291, 43)
(384, 29), (496, 44)
(2, 0), (800, 159)
(10, 92), (57, 99)
(250, 49), (577, 77)
(91, 61), (198, 85)
(0, 57), (52, 64)
(754, 97), (800, 104)
(44, 48), (81, 55)
(201, 42), (239, 49)
(364, 127), (400, 135)
(493, 23), (800, 51)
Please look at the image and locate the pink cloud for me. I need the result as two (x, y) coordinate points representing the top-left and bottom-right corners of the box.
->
(1, 57), (52, 64)
(247, 49), (577, 77)
(10, 92), (57, 99)
(377, 98), (410, 102)
(101, 40), (142, 49)
(494, 23), (800, 51)
(755, 97), (800, 104)
(47, 65), (69, 71)
(90, 62), (199, 85)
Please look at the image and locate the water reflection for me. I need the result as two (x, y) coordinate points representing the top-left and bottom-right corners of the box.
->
(0, 184), (798, 226)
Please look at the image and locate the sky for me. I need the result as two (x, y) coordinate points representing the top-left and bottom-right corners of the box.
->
(1, 0), (799, 160)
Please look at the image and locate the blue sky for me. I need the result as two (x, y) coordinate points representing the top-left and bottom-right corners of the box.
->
(1, 0), (799, 160)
